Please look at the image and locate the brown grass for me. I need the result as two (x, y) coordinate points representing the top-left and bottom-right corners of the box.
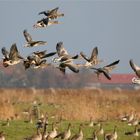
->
(0, 88), (140, 121)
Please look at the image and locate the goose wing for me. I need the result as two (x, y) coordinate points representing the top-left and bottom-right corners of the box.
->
(58, 64), (66, 74)
(129, 59), (140, 72)
(23, 29), (32, 42)
(33, 50), (47, 58)
(1, 47), (9, 59)
(90, 47), (98, 61)
(39, 7), (59, 18)
(48, 7), (59, 17)
(102, 70), (111, 80)
(30, 41), (47, 46)
(9, 43), (19, 60)
(42, 52), (56, 59)
(91, 67), (111, 80)
(80, 52), (89, 61)
(103, 60), (120, 72)
(65, 63), (79, 73)
(38, 11), (48, 16)
(56, 42), (68, 57)
(129, 59), (140, 77)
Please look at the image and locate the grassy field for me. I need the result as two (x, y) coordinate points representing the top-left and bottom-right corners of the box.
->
(0, 88), (140, 139)
(0, 119), (140, 140)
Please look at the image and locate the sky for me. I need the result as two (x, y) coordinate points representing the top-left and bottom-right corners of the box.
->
(0, 0), (140, 73)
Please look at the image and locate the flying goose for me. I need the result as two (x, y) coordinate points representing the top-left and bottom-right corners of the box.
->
(54, 42), (79, 74)
(1, 43), (23, 67)
(80, 47), (103, 67)
(129, 59), (140, 84)
(33, 50), (56, 59)
(23, 50), (55, 69)
(25, 55), (51, 69)
(55, 123), (71, 139)
(38, 7), (64, 19)
(33, 17), (59, 28)
(23, 30), (47, 47)
(91, 60), (120, 80)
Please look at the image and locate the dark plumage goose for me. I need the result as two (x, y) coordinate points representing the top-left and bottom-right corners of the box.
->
(53, 42), (79, 74)
(38, 7), (64, 19)
(23, 30), (47, 47)
(129, 59), (140, 84)
(24, 55), (51, 69)
(33, 17), (59, 28)
(125, 125), (139, 136)
(1, 43), (23, 67)
(33, 50), (56, 59)
(91, 60), (120, 80)
(1, 47), (9, 60)
(80, 47), (103, 67)
(23, 50), (55, 70)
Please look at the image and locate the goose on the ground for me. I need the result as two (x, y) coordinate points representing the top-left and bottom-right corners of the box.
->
(24, 127), (42, 140)
(46, 123), (58, 140)
(104, 125), (117, 140)
(125, 125), (139, 136)
(0, 131), (5, 140)
(55, 123), (71, 139)
(97, 123), (104, 135)
(71, 124), (83, 140)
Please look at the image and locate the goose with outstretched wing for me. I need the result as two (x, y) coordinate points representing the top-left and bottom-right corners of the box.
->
(2, 43), (23, 67)
(33, 50), (56, 59)
(39, 7), (64, 19)
(91, 60), (120, 80)
(80, 47), (103, 67)
(33, 17), (60, 28)
(129, 59), (140, 84)
(23, 30), (47, 47)
(53, 42), (79, 74)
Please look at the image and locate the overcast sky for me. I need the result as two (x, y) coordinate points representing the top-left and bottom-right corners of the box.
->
(0, 0), (140, 73)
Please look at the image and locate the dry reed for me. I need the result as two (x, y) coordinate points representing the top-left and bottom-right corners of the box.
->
(0, 88), (140, 121)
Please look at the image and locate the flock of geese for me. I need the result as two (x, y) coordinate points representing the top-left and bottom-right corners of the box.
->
(1, 110), (140, 140)
(1, 6), (140, 84)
